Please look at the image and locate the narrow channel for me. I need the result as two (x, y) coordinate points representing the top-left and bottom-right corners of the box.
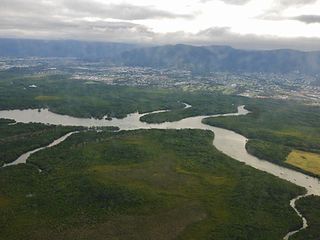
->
(1, 105), (319, 239)
(2, 131), (79, 170)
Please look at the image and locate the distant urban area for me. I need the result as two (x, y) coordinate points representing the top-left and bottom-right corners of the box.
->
(1, 57), (319, 105)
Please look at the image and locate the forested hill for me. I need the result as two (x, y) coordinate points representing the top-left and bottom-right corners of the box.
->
(118, 44), (320, 74)
(1, 38), (320, 74)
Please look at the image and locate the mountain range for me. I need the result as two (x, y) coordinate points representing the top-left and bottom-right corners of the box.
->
(0, 38), (136, 59)
(1, 38), (320, 74)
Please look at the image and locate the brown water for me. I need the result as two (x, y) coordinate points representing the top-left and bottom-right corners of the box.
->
(1, 104), (319, 239)
(1, 105), (319, 195)
(2, 131), (78, 168)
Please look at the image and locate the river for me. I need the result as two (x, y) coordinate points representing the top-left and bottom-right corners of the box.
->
(1, 104), (319, 239)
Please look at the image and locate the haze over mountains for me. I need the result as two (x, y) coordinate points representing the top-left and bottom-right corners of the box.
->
(1, 38), (320, 74)
(119, 44), (320, 74)
(0, 39), (136, 59)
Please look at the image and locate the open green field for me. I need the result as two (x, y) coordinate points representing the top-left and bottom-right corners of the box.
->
(0, 129), (307, 240)
(286, 150), (320, 176)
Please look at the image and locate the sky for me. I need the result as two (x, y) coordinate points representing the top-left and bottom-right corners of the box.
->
(1, 0), (320, 50)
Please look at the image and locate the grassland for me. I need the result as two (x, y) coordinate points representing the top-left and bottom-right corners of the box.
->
(286, 150), (320, 176)
(0, 129), (307, 240)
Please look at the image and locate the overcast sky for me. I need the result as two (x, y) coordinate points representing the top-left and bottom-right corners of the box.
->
(1, 0), (320, 50)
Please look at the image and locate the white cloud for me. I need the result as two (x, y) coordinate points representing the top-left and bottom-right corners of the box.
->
(0, 0), (320, 50)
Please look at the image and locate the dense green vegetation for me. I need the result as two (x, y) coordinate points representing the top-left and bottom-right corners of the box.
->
(0, 129), (306, 240)
(292, 196), (320, 240)
(246, 140), (292, 165)
(139, 96), (244, 123)
(245, 140), (320, 178)
(0, 119), (82, 166)
(1, 70), (320, 239)
(203, 98), (320, 176)
(0, 71), (245, 120)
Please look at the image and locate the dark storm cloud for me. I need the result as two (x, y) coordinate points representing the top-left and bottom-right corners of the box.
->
(291, 15), (320, 24)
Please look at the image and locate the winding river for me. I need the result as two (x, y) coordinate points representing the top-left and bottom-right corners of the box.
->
(2, 131), (79, 170)
(1, 104), (319, 239)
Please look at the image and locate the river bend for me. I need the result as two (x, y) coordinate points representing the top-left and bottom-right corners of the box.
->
(1, 104), (319, 239)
